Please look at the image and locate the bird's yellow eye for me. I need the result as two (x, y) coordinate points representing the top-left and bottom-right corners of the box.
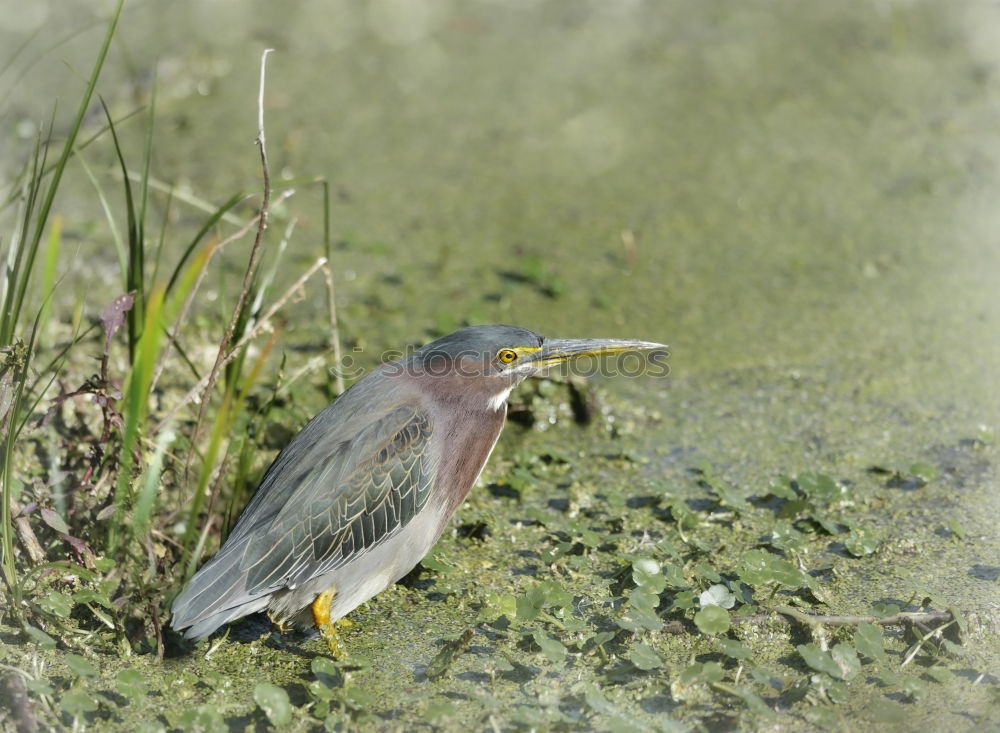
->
(497, 348), (518, 364)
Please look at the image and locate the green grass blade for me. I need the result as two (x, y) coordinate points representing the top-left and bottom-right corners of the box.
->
(138, 73), (156, 261)
(0, 349), (28, 606)
(109, 241), (211, 555)
(150, 187), (175, 287)
(0, 302), (45, 613)
(187, 327), (277, 561)
(1, 123), (50, 347)
(0, 0), (124, 346)
(74, 150), (128, 289)
(36, 216), (62, 348)
(108, 286), (164, 554)
(164, 191), (250, 296)
(100, 96), (144, 360)
(181, 392), (231, 565)
(133, 426), (175, 544)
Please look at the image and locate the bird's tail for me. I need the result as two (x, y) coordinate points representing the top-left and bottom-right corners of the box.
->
(170, 542), (269, 640)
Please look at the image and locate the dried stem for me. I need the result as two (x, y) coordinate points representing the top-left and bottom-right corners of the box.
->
(149, 188), (294, 393)
(186, 48), (274, 474)
(148, 599), (164, 661)
(322, 261), (345, 395)
(10, 502), (44, 565)
(155, 257), (327, 431)
(770, 605), (954, 628)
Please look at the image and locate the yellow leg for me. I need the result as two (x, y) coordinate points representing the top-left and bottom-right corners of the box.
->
(311, 588), (352, 657)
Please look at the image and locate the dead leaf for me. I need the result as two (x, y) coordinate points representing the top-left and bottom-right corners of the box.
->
(101, 293), (135, 354)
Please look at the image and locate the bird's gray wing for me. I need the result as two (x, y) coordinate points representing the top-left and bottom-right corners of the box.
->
(170, 401), (435, 637)
(238, 403), (435, 593)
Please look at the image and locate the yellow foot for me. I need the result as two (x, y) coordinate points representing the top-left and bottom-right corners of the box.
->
(311, 588), (352, 658)
(267, 613), (294, 634)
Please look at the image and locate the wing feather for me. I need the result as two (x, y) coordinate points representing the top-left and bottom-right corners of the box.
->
(240, 405), (434, 593)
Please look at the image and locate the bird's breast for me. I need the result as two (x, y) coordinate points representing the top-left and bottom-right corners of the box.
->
(431, 403), (507, 516)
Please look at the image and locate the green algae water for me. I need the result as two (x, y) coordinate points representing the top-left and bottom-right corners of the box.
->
(1, 0), (998, 730)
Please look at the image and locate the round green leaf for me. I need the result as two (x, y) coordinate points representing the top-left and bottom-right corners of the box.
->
(516, 580), (572, 623)
(871, 602), (900, 618)
(854, 622), (885, 661)
(830, 643), (861, 681)
(632, 558), (667, 593)
(769, 523), (807, 552)
(669, 590), (697, 611)
(617, 588), (663, 632)
(628, 642), (663, 670)
(254, 682), (292, 727)
(59, 689), (97, 717)
(532, 630), (568, 663)
(311, 656), (343, 689)
(23, 625), (57, 650)
(738, 549), (810, 589)
(25, 678), (54, 696)
(64, 653), (97, 678)
(845, 527), (877, 556)
(699, 583), (736, 609)
(717, 638), (752, 660)
(343, 685), (376, 710)
(679, 661), (724, 684)
(116, 668), (148, 703)
(40, 590), (74, 618)
(694, 605), (731, 635)
(797, 643), (843, 678)
(909, 462), (937, 482)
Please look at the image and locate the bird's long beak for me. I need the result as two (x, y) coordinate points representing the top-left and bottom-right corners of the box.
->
(525, 338), (667, 370)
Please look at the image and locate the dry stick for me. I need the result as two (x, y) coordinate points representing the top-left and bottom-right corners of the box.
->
(1, 672), (38, 733)
(185, 48), (274, 476)
(322, 261), (345, 395)
(155, 256), (328, 431)
(901, 618), (957, 667)
(147, 599), (164, 661)
(770, 605), (954, 628)
(149, 188), (295, 393)
(10, 502), (44, 565)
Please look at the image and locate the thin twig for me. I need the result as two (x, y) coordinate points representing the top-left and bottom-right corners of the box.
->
(155, 257), (327, 431)
(149, 188), (294, 392)
(322, 261), (345, 395)
(770, 605), (954, 628)
(10, 501), (44, 565)
(185, 48), (274, 475)
(901, 619), (956, 667)
(147, 600), (164, 661)
(1, 671), (38, 733)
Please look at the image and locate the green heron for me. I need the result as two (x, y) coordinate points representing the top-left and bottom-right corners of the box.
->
(171, 325), (665, 650)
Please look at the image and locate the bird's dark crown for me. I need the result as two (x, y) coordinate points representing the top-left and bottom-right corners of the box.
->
(412, 325), (543, 364)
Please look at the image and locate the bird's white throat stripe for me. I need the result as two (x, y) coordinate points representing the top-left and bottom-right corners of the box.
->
(486, 386), (514, 411)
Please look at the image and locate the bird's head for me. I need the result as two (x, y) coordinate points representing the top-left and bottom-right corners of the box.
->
(407, 325), (666, 410)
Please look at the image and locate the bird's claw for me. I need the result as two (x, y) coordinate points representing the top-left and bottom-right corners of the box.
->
(312, 588), (351, 658)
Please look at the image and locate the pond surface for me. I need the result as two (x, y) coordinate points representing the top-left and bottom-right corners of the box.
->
(2, 0), (999, 730)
